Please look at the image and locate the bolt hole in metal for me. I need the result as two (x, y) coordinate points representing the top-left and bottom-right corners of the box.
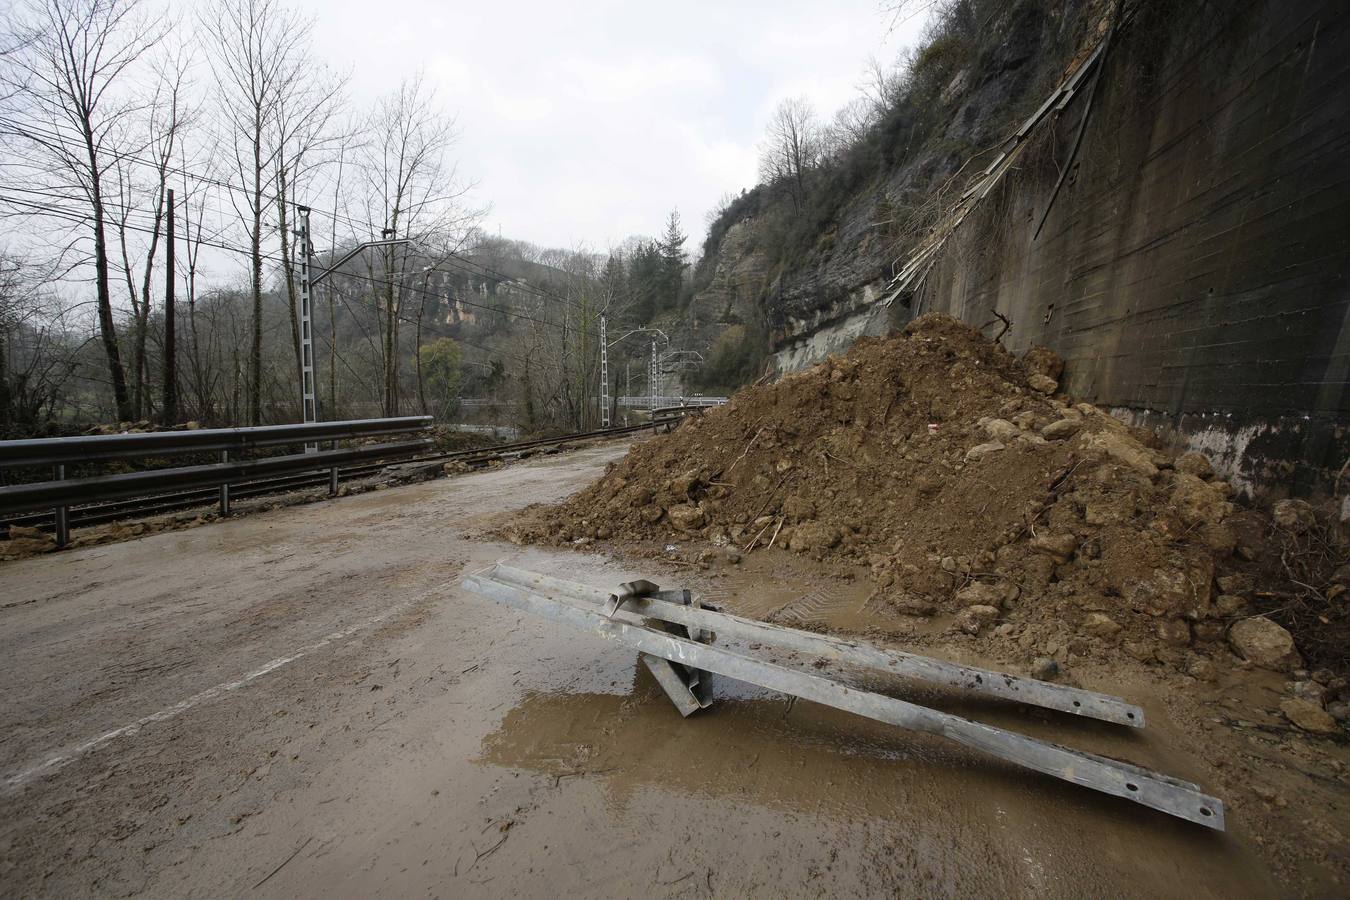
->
(1201, 808), (1213, 817)
(1126, 712), (1135, 719)
(1126, 783), (1139, 792)
(1073, 700), (1081, 707)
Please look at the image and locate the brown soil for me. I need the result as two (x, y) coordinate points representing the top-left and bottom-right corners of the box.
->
(503, 315), (1344, 683)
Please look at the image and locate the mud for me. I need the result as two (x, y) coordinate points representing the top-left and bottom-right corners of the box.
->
(0, 439), (1345, 897)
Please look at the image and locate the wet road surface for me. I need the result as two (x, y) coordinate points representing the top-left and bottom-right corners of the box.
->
(0, 441), (1280, 897)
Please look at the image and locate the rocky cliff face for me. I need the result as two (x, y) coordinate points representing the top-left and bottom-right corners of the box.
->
(690, 0), (1350, 498)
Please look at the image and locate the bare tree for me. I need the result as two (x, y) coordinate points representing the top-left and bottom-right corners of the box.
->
(1, 0), (169, 422)
(358, 73), (478, 416)
(201, 0), (309, 424)
(758, 96), (821, 211)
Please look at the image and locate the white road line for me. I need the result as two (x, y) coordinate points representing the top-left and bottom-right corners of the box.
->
(4, 594), (431, 792)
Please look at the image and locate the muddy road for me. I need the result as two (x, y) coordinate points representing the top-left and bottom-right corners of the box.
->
(0, 441), (1315, 897)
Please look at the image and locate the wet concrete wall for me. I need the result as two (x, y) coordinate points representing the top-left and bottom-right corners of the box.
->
(912, 0), (1350, 498)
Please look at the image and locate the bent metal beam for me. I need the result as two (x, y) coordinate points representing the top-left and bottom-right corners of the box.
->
(462, 564), (1225, 830)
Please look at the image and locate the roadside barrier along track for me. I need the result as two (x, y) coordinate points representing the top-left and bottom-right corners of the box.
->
(0, 415), (681, 544)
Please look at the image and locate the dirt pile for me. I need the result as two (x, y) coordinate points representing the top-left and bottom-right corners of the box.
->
(504, 315), (1320, 678)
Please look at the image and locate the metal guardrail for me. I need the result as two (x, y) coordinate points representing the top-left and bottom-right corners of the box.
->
(0, 416), (432, 546)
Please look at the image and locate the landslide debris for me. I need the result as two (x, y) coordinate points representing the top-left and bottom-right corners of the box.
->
(503, 315), (1324, 679)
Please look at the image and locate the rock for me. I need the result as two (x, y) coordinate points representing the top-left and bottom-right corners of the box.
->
(1040, 418), (1081, 441)
(1214, 594), (1248, 617)
(964, 441), (1006, 463)
(1192, 621), (1226, 642)
(1029, 532), (1077, 564)
(1011, 411), (1038, 430)
(1081, 431), (1158, 478)
(982, 418), (1020, 441)
(1081, 612), (1122, 640)
(1156, 619), (1192, 647)
(1290, 681), (1326, 706)
(893, 594), (937, 616)
(671, 470), (701, 499)
(781, 495), (815, 522)
(639, 504), (665, 524)
(1123, 555), (1212, 618)
(954, 604), (1001, 635)
(1186, 657), (1217, 681)
(1031, 657), (1060, 680)
(1271, 499), (1317, 534)
(1170, 473), (1233, 527)
(666, 504), (706, 531)
(1228, 617), (1302, 671)
(1027, 373), (1058, 394)
(1280, 699), (1339, 734)
(954, 582), (1004, 607)
(1174, 452), (1214, 478)
(788, 521), (841, 553)
(1023, 346), (1064, 381)
(1198, 522), (1237, 555)
(1327, 701), (1350, 722)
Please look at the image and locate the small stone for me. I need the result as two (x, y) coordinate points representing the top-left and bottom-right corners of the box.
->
(1215, 594), (1248, 617)
(1030, 532), (1078, 564)
(1186, 657), (1217, 681)
(787, 521), (841, 553)
(1271, 499), (1317, 534)
(1081, 612), (1122, 640)
(1290, 681), (1326, 706)
(1311, 668), (1334, 685)
(1228, 617), (1302, 671)
(1027, 373), (1058, 394)
(1031, 657), (1060, 680)
(965, 441), (1006, 463)
(1280, 699), (1338, 734)
(1156, 619), (1192, 647)
(1040, 419), (1081, 441)
(1124, 641), (1155, 662)
(954, 604), (1001, 635)
(781, 495), (815, 522)
(1327, 701), (1350, 722)
(981, 418), (1020, 441)
(954, 582), (1004, 607)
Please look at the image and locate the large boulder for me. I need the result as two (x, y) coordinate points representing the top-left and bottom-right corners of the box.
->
(1228, 616), (1302, 671)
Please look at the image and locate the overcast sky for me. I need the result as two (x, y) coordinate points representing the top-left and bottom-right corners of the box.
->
(303, 0), (932, 251)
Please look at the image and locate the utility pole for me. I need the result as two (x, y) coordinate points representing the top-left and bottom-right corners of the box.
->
(599, 314), (609, 427)
(650, 340), (658, 415)
(161, 188), (177, 424)
(296, 206), (316, 451)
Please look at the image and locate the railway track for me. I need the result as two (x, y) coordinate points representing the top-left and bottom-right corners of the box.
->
(1, 419), (668, 535)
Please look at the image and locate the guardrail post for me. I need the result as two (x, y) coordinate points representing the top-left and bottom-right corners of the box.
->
(329, 465), (339, 495)
(53, 464), (69, 548)
(218, 450), (230, 516)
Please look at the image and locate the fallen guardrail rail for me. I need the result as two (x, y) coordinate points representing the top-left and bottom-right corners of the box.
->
(462, 563), (1225, 830)
(0, 416), (433, 546)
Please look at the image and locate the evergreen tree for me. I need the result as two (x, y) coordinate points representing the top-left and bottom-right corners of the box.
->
(659, 209), (687, 311)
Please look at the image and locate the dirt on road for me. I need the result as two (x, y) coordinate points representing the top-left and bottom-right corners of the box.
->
(0, 439), (1345, 897)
